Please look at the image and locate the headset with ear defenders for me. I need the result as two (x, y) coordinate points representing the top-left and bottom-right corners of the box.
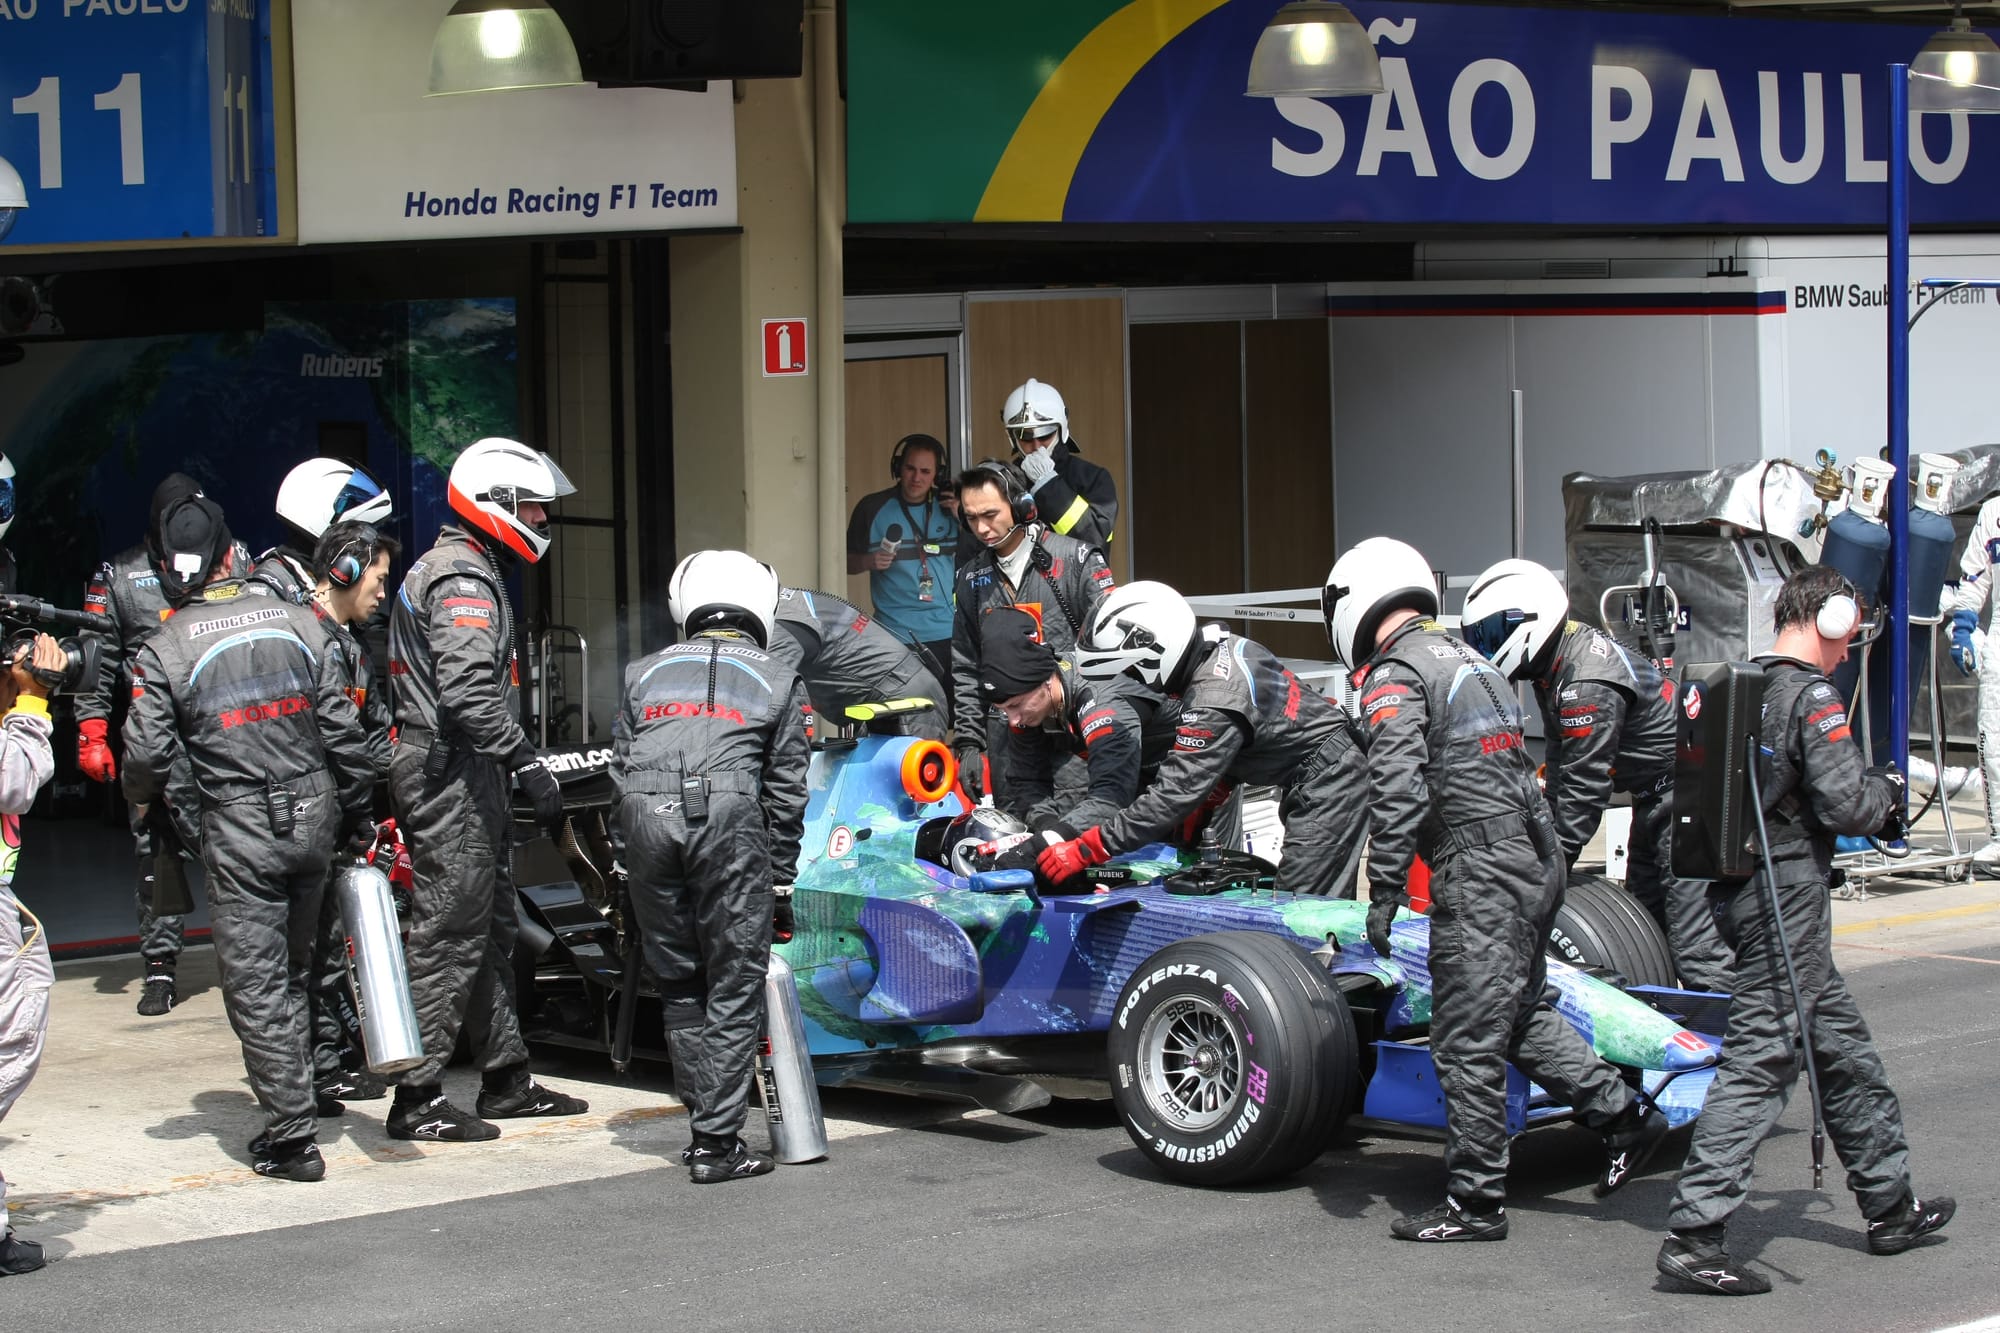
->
(889, 433), (946, 479)
(965, 459), (1036, 527)
(1817, 590), (1860, 640)
(326, 524), (379, 589)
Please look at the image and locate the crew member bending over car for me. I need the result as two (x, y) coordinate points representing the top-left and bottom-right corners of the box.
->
(1038, 581), (1366, 898)
(1656, 565), (1952, 1296)
(612, 550), (810, 1183)
(1325, 537), (1663, 1242)
(767, 586), (947, 740)
(975, 607), (1177, 853)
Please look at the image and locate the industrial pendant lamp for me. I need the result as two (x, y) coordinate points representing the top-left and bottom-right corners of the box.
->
(0, 156), (25, 244)
(426, 0), (585, 97)
(1910, 7), (2000, 113)
(1245, 0), (1385, 98)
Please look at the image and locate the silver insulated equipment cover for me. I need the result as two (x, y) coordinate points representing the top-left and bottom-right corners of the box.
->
(756, 952), (828, 1165)
(333, 861), (425, 1075)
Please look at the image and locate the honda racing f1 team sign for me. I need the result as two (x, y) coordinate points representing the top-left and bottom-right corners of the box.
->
(289, 0), (736, 243)
(847, 0), (2000, 227)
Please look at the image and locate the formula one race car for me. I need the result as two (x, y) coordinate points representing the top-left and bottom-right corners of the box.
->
(512, 731), (1723, 1186)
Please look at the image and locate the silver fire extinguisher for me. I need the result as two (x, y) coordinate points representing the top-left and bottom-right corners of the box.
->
(332, 860), (425, 1075)
(755, 952), (828, 1164)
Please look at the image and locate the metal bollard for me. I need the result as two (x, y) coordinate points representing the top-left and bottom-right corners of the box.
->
(332, 861), (425, 1075)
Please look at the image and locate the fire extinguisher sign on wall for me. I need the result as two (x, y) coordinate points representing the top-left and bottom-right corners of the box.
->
(761, 318), (808, 377)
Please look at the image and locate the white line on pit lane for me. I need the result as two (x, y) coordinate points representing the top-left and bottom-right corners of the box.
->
(1931, 1317), (2000, 1333)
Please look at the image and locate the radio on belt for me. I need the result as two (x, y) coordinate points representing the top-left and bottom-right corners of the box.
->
(1670, 661), (1767, 882)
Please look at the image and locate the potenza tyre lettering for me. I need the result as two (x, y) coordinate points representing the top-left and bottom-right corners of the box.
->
(1115, 963), (1221, 1030)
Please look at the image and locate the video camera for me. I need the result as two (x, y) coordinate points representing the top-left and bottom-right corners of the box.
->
(0, 593), (113, 697)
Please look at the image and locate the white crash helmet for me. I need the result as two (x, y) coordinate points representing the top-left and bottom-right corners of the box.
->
(1461, 558), (1569, 682)
(1077, 580), (1200, 692)
(916, 807), (1034, 879)
(1003, 378), (1069, 452)
(1321, 538), (1439, 667)
(669, 549), (779, 648)
(0, 452), (16, 542)
(275, 457), (393, 544)
(448, 437), (575, 563)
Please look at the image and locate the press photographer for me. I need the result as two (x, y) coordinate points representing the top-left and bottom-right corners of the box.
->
(0, 630), (73, 1278)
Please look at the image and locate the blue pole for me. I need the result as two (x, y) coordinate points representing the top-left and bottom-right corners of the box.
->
(1887, 64), (1911, 776)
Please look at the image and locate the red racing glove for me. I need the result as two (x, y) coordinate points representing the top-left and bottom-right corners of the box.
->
(77, 717), (116, 784)
(1037, 826), (1110, 885)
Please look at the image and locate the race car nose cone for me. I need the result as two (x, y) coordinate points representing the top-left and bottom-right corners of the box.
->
(1656, 1028), (1721, 1073)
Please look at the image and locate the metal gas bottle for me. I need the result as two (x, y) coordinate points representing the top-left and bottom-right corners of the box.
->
(755, 952), (828, 1164)
(1908, 505), (1957, 620)
(1820, 506), (1891, 604)
(332, 861), (425, 1075)
(1908, 452), (1963, 620)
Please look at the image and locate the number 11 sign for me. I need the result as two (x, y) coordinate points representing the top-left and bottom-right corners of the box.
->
(0, 1), (274, 248)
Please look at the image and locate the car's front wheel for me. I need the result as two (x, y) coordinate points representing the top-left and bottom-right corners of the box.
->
(1107, 931), (1357, 1186)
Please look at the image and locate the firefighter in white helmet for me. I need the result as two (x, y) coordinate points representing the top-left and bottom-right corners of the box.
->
(1002, 378), (1117, 556)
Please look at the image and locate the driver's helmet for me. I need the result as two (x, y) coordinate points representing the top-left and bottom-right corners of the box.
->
(915, 807), (1034, 878)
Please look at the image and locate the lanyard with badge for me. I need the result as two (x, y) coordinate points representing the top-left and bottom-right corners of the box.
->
(898, 494), (943, 602)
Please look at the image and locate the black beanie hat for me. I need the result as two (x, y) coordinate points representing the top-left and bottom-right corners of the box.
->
(155, 495), (231, 606)
(978, 607), (1058, 702)
(145, 473), (207, 563)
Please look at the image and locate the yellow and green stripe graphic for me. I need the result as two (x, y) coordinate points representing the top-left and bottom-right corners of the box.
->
(847, 0), (1228, 224)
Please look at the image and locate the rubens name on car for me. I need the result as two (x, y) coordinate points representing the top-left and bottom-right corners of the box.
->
(1115, 963), (1221, 1030)
(1145, 1099), (1262, 1164)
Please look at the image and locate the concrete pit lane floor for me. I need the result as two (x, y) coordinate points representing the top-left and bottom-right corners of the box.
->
(4, 793), (1999, 1331)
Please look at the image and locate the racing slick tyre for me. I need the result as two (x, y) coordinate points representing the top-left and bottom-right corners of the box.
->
(1108, 931), (1357, 1187)
(1546, 873), (1675, 991)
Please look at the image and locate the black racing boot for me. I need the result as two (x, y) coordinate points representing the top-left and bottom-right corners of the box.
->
(1597, 1100), (1672, 1196)
(1867, 1195), (1956, 1256)
(386, 1089), (500, 1142)
(316, 1070), (389, 1102)
(314, 1094), (348, 1118)
(1656, 1228), (1771, 1295)
(0, 1229), (45, 1276)
(251, 1139), (326, 1183)
(135, 963), (176, 1017)
(687, 1137), (776, 1184)
(475, 1067), (589, 1120)
(1390, 1197), (1508, 1241)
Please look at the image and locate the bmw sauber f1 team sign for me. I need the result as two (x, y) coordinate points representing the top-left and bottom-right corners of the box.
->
(847, 0), (2000, 227)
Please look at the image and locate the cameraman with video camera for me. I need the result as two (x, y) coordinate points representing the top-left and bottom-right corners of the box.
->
(1, 630), (75, 1276)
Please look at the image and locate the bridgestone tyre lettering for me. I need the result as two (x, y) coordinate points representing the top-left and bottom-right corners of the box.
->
(1107, 931), (1357, 1187)
(1546, 872), (1676, 990)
